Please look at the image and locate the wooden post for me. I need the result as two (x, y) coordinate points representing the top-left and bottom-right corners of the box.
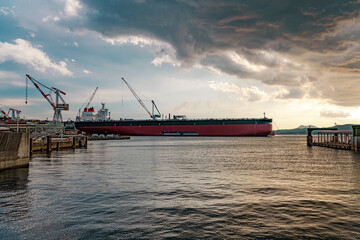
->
(30, 137), (33, 156)
(72, 137), (76, 149)
(46, 136), (52, 153)
(56, 142), (60, 151)
(307, 128), (313, 146)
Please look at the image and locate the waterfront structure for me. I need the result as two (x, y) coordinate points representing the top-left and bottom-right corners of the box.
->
(307, 125), (360, 151)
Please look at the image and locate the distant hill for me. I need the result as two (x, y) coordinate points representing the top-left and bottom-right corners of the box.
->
(274, 124), (354, 135)
(296, 125), (317, 129)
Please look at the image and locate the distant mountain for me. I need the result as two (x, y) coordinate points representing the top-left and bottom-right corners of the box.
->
(274, 124), (354, 135)
(296, 125), (317, 129)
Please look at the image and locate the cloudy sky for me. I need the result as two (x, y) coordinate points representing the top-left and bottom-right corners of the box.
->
(1, 0), (360, 128)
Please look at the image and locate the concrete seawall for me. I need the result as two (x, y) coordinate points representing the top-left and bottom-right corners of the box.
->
(0, 132), (30, 171)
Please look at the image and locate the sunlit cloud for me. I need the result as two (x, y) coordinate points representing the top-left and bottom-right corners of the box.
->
(0, 39), (73, 76)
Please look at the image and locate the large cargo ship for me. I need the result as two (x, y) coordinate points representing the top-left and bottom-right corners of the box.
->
(75, 116), (273, 136)
(75, 77), (272, 136)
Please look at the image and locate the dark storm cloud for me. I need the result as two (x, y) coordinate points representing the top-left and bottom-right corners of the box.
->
(74, 0), (360, 105)
(81, 0), (359, 54)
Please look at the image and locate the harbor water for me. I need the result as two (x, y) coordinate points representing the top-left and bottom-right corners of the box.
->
(1, 136), (360, 239)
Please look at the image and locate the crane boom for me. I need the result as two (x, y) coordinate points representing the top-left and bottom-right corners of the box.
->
(26, 74), (55, 109)
(77, 87), (98, 119)
(25, 74), (69, 122)
(85, 87), (98, 109)
(121, 77), (153, 119)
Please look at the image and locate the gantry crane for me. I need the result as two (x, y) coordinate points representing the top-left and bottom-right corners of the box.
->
(121, 77), (161, 120)
(76, 87), (98, 120)
(9, 108), (21, 121)
(25, 74), (69, 122)
(0, 105), (21, 121)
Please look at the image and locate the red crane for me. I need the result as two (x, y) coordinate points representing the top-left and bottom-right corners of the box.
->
(121, 77), (161, 120)
(25, 74), (69, 122)
(8, 108), (21, 121)
(0, 107), (11, 121)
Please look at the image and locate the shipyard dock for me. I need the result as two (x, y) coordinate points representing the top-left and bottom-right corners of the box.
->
(0, 131), (88, 171)
(307, 125), (360, 151)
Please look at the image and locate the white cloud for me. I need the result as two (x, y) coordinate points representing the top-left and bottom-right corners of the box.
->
(101, 35), (171, 48)
(30, 32), (36, 38)
(239, 86), (267, 102)
(209, 81), (241, 94)
(0, 71), (25, 87)
(320, 110), (350, 118)
(102, 34), (179, 67)
(209, 81), (267, 102)
(64, 0), (82, 17)
(71, 58), (76, 62)
(0, 39), (73, 76)
(0, 6), (16, 17)
(42, 15), (60, 22)
(151, 54), (179, 67)
(83, 69), (92, 74)
(0, 97), (42, 107)
(227, 51), (267, 72)
(74, 41), (79, 47)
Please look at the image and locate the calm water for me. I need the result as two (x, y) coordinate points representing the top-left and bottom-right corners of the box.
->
(1, 136), (360, 239)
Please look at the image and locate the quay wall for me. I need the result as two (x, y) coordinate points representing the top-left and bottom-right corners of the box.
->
(0, 132), (30, 171)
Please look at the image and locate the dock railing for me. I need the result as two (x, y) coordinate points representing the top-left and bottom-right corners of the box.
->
(308, 125), (360, 151)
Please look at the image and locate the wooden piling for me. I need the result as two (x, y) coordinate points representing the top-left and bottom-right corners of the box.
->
(46, 136), (52, 153)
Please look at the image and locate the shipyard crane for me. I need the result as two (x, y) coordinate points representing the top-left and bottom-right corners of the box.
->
(0, 107), (11, 121)
(8, 108), (21, 121)
(25, 74), (69, 122)
(77, 87), (98, 120)
(0, 105), (21, 121)
(121, 77), (161, 120)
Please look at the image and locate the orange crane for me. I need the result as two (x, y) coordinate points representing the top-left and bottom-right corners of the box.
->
(121, 77), (161, 120)
(25, 74), (69, 122)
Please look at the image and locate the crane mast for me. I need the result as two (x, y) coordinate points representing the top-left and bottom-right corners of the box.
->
(121, 77), (161, 120)
(25, 74), (69, 122)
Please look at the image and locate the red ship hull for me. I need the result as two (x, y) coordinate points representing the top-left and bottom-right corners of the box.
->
(76, 123), (272, 136)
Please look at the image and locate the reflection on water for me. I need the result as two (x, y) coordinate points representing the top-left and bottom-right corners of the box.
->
(0, 168), (29, 220)
(0, 136), (360, 239)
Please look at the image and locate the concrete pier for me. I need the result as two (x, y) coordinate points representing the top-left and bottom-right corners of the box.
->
(0, 132), (30, 171)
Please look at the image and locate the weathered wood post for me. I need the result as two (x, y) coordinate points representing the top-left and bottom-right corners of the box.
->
(72, 137), (76, 149)
(30, 137), (33, 156)
(352, 125), (360, 151)
(46, 136), (52, 153)
(307, 128), (313, 146)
